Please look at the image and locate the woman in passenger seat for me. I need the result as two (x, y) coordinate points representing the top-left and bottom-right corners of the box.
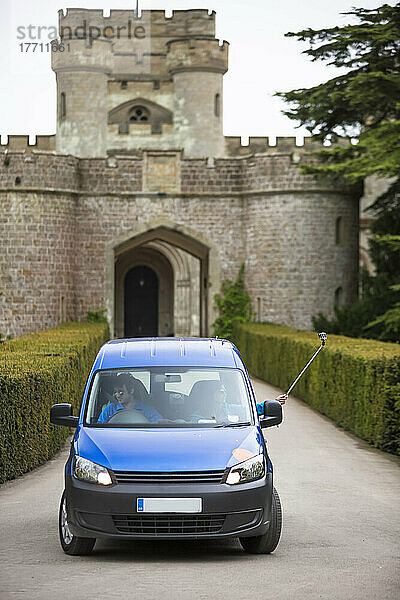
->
(189, 380), (287, 423)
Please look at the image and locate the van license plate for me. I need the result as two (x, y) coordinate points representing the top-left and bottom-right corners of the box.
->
(137, 498), (202, 513)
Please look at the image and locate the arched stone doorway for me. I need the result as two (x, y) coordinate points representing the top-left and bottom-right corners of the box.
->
(115, 245), (174, 338)
(107, 223), (220, 339)
(124, 265), (159, 337)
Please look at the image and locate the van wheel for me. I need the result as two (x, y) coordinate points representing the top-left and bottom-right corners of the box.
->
(59, 491), (96, 556)
(239, 487), (282, 554)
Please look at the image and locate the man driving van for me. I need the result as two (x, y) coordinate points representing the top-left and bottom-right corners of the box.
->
(97, 372), (162, 424)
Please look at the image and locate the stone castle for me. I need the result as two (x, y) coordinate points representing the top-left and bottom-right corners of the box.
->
(1, 8), (361, 339)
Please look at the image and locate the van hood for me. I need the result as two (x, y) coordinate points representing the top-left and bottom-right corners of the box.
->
(75, 426), (264, 472)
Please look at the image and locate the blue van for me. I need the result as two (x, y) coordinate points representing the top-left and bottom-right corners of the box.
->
(50, 337), (283, 556)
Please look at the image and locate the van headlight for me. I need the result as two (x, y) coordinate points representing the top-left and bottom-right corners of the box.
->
(224, 453), (265, 485)
(73, 456), (113, 485)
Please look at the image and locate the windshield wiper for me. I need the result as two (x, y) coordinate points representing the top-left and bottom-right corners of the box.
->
(214, 422), (251, 428)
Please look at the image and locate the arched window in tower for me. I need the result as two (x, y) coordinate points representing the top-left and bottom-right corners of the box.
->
(109, 99), (172, 135)
(129, 106), (150, 123)
(335, 216), (344, 245)
(60, 92), (66, 119)
(214, 93), (220, 117)
(334, 287), (344, 309)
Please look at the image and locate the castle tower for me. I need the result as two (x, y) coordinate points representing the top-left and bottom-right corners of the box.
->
(52, 39), (113, 157)
(167, 39), (229, 158)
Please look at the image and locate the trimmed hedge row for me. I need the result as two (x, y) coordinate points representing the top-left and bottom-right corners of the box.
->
(234, 323), (400, 455)
(0, 322), (109, 483)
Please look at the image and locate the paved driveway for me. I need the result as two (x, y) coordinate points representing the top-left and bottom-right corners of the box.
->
(0, 378), (399, 600)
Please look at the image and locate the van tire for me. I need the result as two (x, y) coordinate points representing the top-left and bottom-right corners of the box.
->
(239, 487), (282, 554)
(59, 491), (96, 556)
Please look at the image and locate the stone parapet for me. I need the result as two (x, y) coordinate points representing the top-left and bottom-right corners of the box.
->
(0, 151), (353, 196)
(180, 158), (243, 193)
(78, 157), (142, 193)
(166, 38), (228, 74)
(51, 38), (113, 73)
(58, 8), (215, 39)
(0, 152), (78, 190)
(225, 136), (322, 156)
(0, 135), (56, 151)
(180, 154), (351, 195)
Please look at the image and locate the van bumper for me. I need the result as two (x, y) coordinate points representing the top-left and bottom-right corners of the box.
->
(65, 472), (273, 540)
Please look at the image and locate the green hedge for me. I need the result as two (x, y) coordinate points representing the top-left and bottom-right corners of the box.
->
(0, 322), (109, 483)
(234, 323), (400, 455)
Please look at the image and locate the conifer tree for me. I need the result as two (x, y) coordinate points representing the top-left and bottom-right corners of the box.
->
(277, 3), (400, 340)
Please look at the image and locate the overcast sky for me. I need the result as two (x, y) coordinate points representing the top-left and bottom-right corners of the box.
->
(0, 0), (395, 143)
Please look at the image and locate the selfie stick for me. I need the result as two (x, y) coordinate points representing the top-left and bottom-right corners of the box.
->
(286, 332), (327, 396)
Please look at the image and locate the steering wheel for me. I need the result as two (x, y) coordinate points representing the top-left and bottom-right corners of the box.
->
(108, 409), (150, 424)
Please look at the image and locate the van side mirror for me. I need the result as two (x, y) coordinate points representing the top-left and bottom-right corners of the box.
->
(260, 400), (282, 429)
(50, 404), (79, 427)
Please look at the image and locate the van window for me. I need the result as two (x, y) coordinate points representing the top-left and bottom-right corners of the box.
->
(165, 370), (219, 395)
(85, 367), (252, 428)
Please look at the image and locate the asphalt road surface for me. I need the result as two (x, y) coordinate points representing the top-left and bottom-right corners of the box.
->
(1, 378), (399, 600)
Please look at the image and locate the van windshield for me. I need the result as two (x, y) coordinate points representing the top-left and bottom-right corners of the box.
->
(85, 367), (253, 427)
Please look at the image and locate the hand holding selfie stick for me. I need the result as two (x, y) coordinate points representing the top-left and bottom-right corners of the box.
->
(285, 332), (327, 397)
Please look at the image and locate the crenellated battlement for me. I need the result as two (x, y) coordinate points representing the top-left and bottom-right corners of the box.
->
(225, 136), (323, 156)
(0, 135), (56, 151)
(0, 134), (324, 157)
(52, 38), (113, 73)
(0, 145), (349, 196)
(167, 38), (229, 74)
(58, 8), (215, 39)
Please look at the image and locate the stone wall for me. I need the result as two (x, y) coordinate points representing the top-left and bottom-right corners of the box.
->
(0, 152), (78, 190)
(181, 153), (345, 195)
(0, 192), (76, 338)
(243, 192), (359, 328)
(0, 145), (344, 196)
(0, 148), (359, 338)
(359, 174), (393, 275)
(79, 157), (143, 193)
(181, 158), (243, 193)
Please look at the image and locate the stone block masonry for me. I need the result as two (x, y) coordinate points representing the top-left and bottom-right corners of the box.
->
(0, 152), (78, 190)
(0, 146), (359, 338)
(0, 193), (76, 337)
(58, 8), (216, 40)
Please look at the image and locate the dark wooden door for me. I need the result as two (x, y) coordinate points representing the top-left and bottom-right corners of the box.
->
(124, 266), (158, 337)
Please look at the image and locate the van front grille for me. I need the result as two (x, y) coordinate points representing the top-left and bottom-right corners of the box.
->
(112, 513), (226, 535)
(113, 470), (225, 484)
